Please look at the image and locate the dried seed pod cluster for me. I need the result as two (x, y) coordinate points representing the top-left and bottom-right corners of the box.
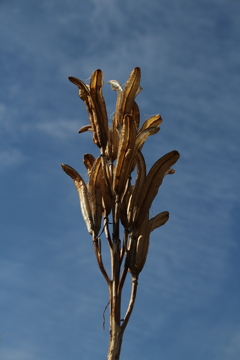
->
(62, 67), (180, 277)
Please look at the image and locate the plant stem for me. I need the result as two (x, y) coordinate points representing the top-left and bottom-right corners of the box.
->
(107, 280), (123, 360)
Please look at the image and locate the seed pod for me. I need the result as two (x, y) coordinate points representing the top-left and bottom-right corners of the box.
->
(139, 114), (162, 131)
(128, 214), (149, 275)
(83, 153), (95, 177)
(127, 150), (146, 225)
(133, 150), (180, 227)
(120, 185), (133, 229)
(112, 67), (141, 128)
(130, 101), (140, 130)
(113, 115), (136, 196)
(88, 157), (103, 236)
(68, 76), (98, 146)
(129, 211), (170, 275)
(78, 125), (92, 133)
(134, 214), (150, 273)
(106, 126), (119, 163)
(120, 67), (141, 122)
(89, 70), (108, 149)
(149, 211), (169, 232)
(61, 164), (93, 234)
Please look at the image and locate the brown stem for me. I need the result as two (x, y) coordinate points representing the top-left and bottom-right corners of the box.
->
(92, 236), (110, 285)
(103, 216), (112, 249)
(107, 195), (123, 360)
(107, 282), (123, 360)
(121, 275), (138, 332)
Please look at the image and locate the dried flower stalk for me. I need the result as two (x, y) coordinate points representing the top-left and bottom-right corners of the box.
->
(62, 67), (180, 360)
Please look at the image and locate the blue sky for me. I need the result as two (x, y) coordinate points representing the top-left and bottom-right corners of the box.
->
(1, 0), (240, 359)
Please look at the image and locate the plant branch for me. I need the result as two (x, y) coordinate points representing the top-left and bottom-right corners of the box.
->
(121, 275), (138, 332)
(92, 236), (110, 285)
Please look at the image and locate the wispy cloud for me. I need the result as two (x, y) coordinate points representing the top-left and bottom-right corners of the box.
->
(35, 118), (80, 139)
(0, 148), (27, 169)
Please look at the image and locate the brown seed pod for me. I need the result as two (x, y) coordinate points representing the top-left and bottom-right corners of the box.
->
(120, 67), (141, 122)
(88, 157), (103, 236)
(127, 150), (146, 225)
(68, 76), (98, 146)
(78, 125), (92, 133)
(139, 114), (162, 131)
(61, 164), (93, 234)
(89, 70), (108, 149)
(148, 211), (169, 232)
(133, 150), (180, 227)
(113, 114), (136, 196)
(83, 153), (95, 177)
(111, 67), (141, 129)
(130, 101), (140, 130)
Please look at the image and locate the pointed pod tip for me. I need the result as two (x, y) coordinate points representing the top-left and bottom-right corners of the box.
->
(134, 66), (141, 72)
(171, 150), (180, 161)
(174, 150), (180, 157)
(68, 76), (82, 87)
(61, 164), (81, 181)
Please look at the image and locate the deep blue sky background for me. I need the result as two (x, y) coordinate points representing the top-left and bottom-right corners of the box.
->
(1, 0), (240, 359)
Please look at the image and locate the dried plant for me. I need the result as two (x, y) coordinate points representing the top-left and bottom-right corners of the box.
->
(62, 67), (180, 360)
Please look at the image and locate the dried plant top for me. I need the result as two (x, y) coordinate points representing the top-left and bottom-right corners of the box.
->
(62, 67), (179, 360)
(62, 67), (179, 276)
